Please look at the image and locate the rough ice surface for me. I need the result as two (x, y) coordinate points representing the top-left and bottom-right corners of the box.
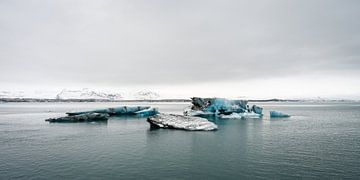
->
(147, 114), (218, 131)
(184, 97), (263, 118)
(251, 105), (263, 115)
(135, 108), (159, 116)
(270, 111), (290, 118)
(45, 113), (109, 123)
(66, 106), (150, 116)
(190, 97), (248, 113)
(220, 112), (262, 119)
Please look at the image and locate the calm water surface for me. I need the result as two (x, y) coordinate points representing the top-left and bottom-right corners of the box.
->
(0, 102), (360, 179)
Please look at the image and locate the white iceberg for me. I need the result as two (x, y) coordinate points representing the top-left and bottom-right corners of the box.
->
(147, 114), (218, 131)
(220, 112), (262, 119)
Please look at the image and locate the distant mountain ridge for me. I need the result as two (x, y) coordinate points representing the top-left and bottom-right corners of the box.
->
(132, 90), (160, 100)
(56, 88), (123, 100)
(0, 88), (161, 100)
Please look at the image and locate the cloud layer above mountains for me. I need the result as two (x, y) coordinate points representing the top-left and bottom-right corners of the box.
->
(1, 0), (359, 98)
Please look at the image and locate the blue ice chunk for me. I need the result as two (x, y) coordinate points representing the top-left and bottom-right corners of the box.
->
(251, 105), (263, 115)
(66, 106), (150, 116)
(270, 111), (290, 118)
(188, 97), (250, 116)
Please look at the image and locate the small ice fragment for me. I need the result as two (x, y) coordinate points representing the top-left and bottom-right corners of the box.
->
(270, 111), (290, 118)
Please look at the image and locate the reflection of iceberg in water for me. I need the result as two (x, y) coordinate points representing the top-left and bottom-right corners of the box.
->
(184, 97), (263, 119)
(270, 111), (290, 118)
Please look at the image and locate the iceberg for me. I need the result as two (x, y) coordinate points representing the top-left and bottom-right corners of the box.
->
(190, 97), (248, 113)
(135, 107), (159, 116)
(251, 105), (263, 115)
(66, 106), (150, 116)
(184, 97), (263, 118)
(147, 114), (218, 131)
(45, 113), (109, 123)
(270, 111), (290, 118)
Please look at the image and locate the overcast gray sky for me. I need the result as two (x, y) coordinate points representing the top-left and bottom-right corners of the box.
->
(1, 0), (360, 99)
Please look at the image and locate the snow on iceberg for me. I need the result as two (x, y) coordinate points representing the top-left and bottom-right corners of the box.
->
(147, 114), (218, 131)
(220, 112), (262, 119)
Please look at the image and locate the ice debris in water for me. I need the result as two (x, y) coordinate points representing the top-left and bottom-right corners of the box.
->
(270, 111), (290, 118)
(147, 113), (218, 131)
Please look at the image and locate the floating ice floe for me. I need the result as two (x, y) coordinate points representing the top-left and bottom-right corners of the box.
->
(147, 113), (218, 131)
(66, 106), (150, 116)
(184, 97), (263, 118)
(270, 111), (290, 118)
(45, 113), (109, 123)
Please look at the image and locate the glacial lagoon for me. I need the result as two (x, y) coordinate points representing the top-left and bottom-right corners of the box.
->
(1, 102), (360, 179)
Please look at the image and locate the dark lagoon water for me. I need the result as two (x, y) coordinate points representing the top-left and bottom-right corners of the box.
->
(1, 102), (360, 179)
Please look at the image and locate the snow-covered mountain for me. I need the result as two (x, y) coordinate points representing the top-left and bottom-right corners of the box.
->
(0, 89), (161, 100)
(56, 88), (123, 100)
(56, 89), (160, 100)
(127, 90), (160, 100)
(0, 91), (25, 98)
